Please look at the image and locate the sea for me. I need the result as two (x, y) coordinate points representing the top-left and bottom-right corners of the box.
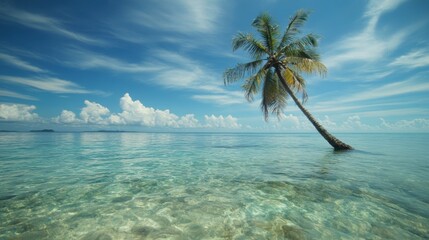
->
(0, 132), (428, 239)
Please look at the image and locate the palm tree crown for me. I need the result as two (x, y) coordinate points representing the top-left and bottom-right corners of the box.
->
(224, 11), (353, 150)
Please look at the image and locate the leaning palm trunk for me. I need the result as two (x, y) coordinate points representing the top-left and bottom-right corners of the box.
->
(275, 68), (353, 150)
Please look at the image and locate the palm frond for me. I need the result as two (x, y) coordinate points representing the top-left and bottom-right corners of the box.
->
(277, 10), (310, 52)
(224, 59), (265, 85)
(278, 33), (320, 60)
(242, 67), (267, 101)
(232, 32), (268, 58)
(294, 34), (320, 49)
(252, 13), (280, 54)
(283, 57), (327, 77)
(283, 68), (308, 103)
(261, 69), (287, 120)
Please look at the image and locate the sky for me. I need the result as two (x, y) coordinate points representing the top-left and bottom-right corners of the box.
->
(0, 0), (428, 132)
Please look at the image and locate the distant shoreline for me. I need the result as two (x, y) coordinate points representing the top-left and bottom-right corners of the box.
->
(30, 129), (55, 132)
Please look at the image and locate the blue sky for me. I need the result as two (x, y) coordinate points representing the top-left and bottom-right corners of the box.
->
(0, 0), (428, 132)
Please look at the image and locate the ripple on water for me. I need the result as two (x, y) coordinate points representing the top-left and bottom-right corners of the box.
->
(0, 132), (428, 239)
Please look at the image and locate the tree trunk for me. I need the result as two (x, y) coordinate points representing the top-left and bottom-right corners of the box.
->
(274, 68), (353, 150)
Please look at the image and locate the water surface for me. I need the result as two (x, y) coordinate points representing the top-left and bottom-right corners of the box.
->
(0, 132), (428, 239)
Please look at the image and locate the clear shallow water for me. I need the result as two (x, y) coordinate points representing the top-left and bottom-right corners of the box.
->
(0, 132), (428, 240)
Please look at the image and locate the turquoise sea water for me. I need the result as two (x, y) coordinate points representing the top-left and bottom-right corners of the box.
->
(0, 132), (428, 239)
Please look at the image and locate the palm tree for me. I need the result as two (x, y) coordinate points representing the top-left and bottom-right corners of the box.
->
(224, 11), (352, 150)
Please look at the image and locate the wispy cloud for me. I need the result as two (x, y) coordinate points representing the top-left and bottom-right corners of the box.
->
(0, 89), (37, 101)
(339, 78), (429, 103)
(192, 93), (245, 105)
(390, 49), (429, 69)
(129, 0), (222, 34)
(309, 75), (429, 117)
(65, 48), (164, 73)
(63, 48), (243, 105)
(356, 108), (428, 117)
(146, 50), (246, 105)
(0, 52), (46, 73)
(324, 0), (408, 69)
(0, 4), (104, 45)
(0, 75), (97, 94)
(106, 0), (225, 47)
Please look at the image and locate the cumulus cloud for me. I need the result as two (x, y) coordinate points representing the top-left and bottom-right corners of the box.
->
(342, 115), (374, 131)
(53, 110), (80, 124)
(80, 100), (110, 124)
(52, 93), (242, 129)
(177, 114), (199, 128)
(204, 114), (241, 129)
(281, 114), (301, 128)
(0, 103), (39, 121)
(380, 118), (429, 131)
(118, 93), (180, 127)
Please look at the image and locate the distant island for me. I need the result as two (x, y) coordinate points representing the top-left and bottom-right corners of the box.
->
(30, 129), (55, 132)
(86, 130), (133, 133)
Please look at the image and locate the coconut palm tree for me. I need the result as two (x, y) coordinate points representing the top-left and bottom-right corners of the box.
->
(224, 11), (352, 150)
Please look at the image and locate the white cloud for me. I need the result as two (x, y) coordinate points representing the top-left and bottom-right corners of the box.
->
(118, 93), (180, 127)
(0, 103), (39, 121)
(65, 49), (164, 73)
(192, 94), (245, 105)
(0, 75), (95, 94)
(177, 114), (200, 128)
(353, 108), (428, 118)
(52, 93), (242, 129)
(150, 50), (245, 105)
(381, 118), (429, 131)
(150, 50), (218, 89)
(61, 48), (243, 106)
(324, 0), (408, 69)
(390, 49), (429, 69)
(129, 0), (221, 34)
(0, 89), (37, 101)
(276, 113), (303, 129)
(340, 78), (429, 103)
(0, 4), (103, 45)
(341, 115), (373, 130)
(204, 114), (241, 128)
(107, 114), (125, 125)
(0, 52), (45, 73)
(319, 115), (338, 129)
(80, 100), (110, 124)
(314, 76), (429, 112)
(364, 0), (405, 18)
(53, 110), (81, 124)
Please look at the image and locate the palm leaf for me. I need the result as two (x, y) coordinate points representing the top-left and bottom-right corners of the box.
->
(283, 67), (308, 103)
(277, 10), (310, 52)
(261, 69), (287, 120)
(232, 32), (268, 58)
(252, 13), (280, 55)
(224, 59), (265, 85)
(242, 67), (267, 101)
(283, 57), (327, 77)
